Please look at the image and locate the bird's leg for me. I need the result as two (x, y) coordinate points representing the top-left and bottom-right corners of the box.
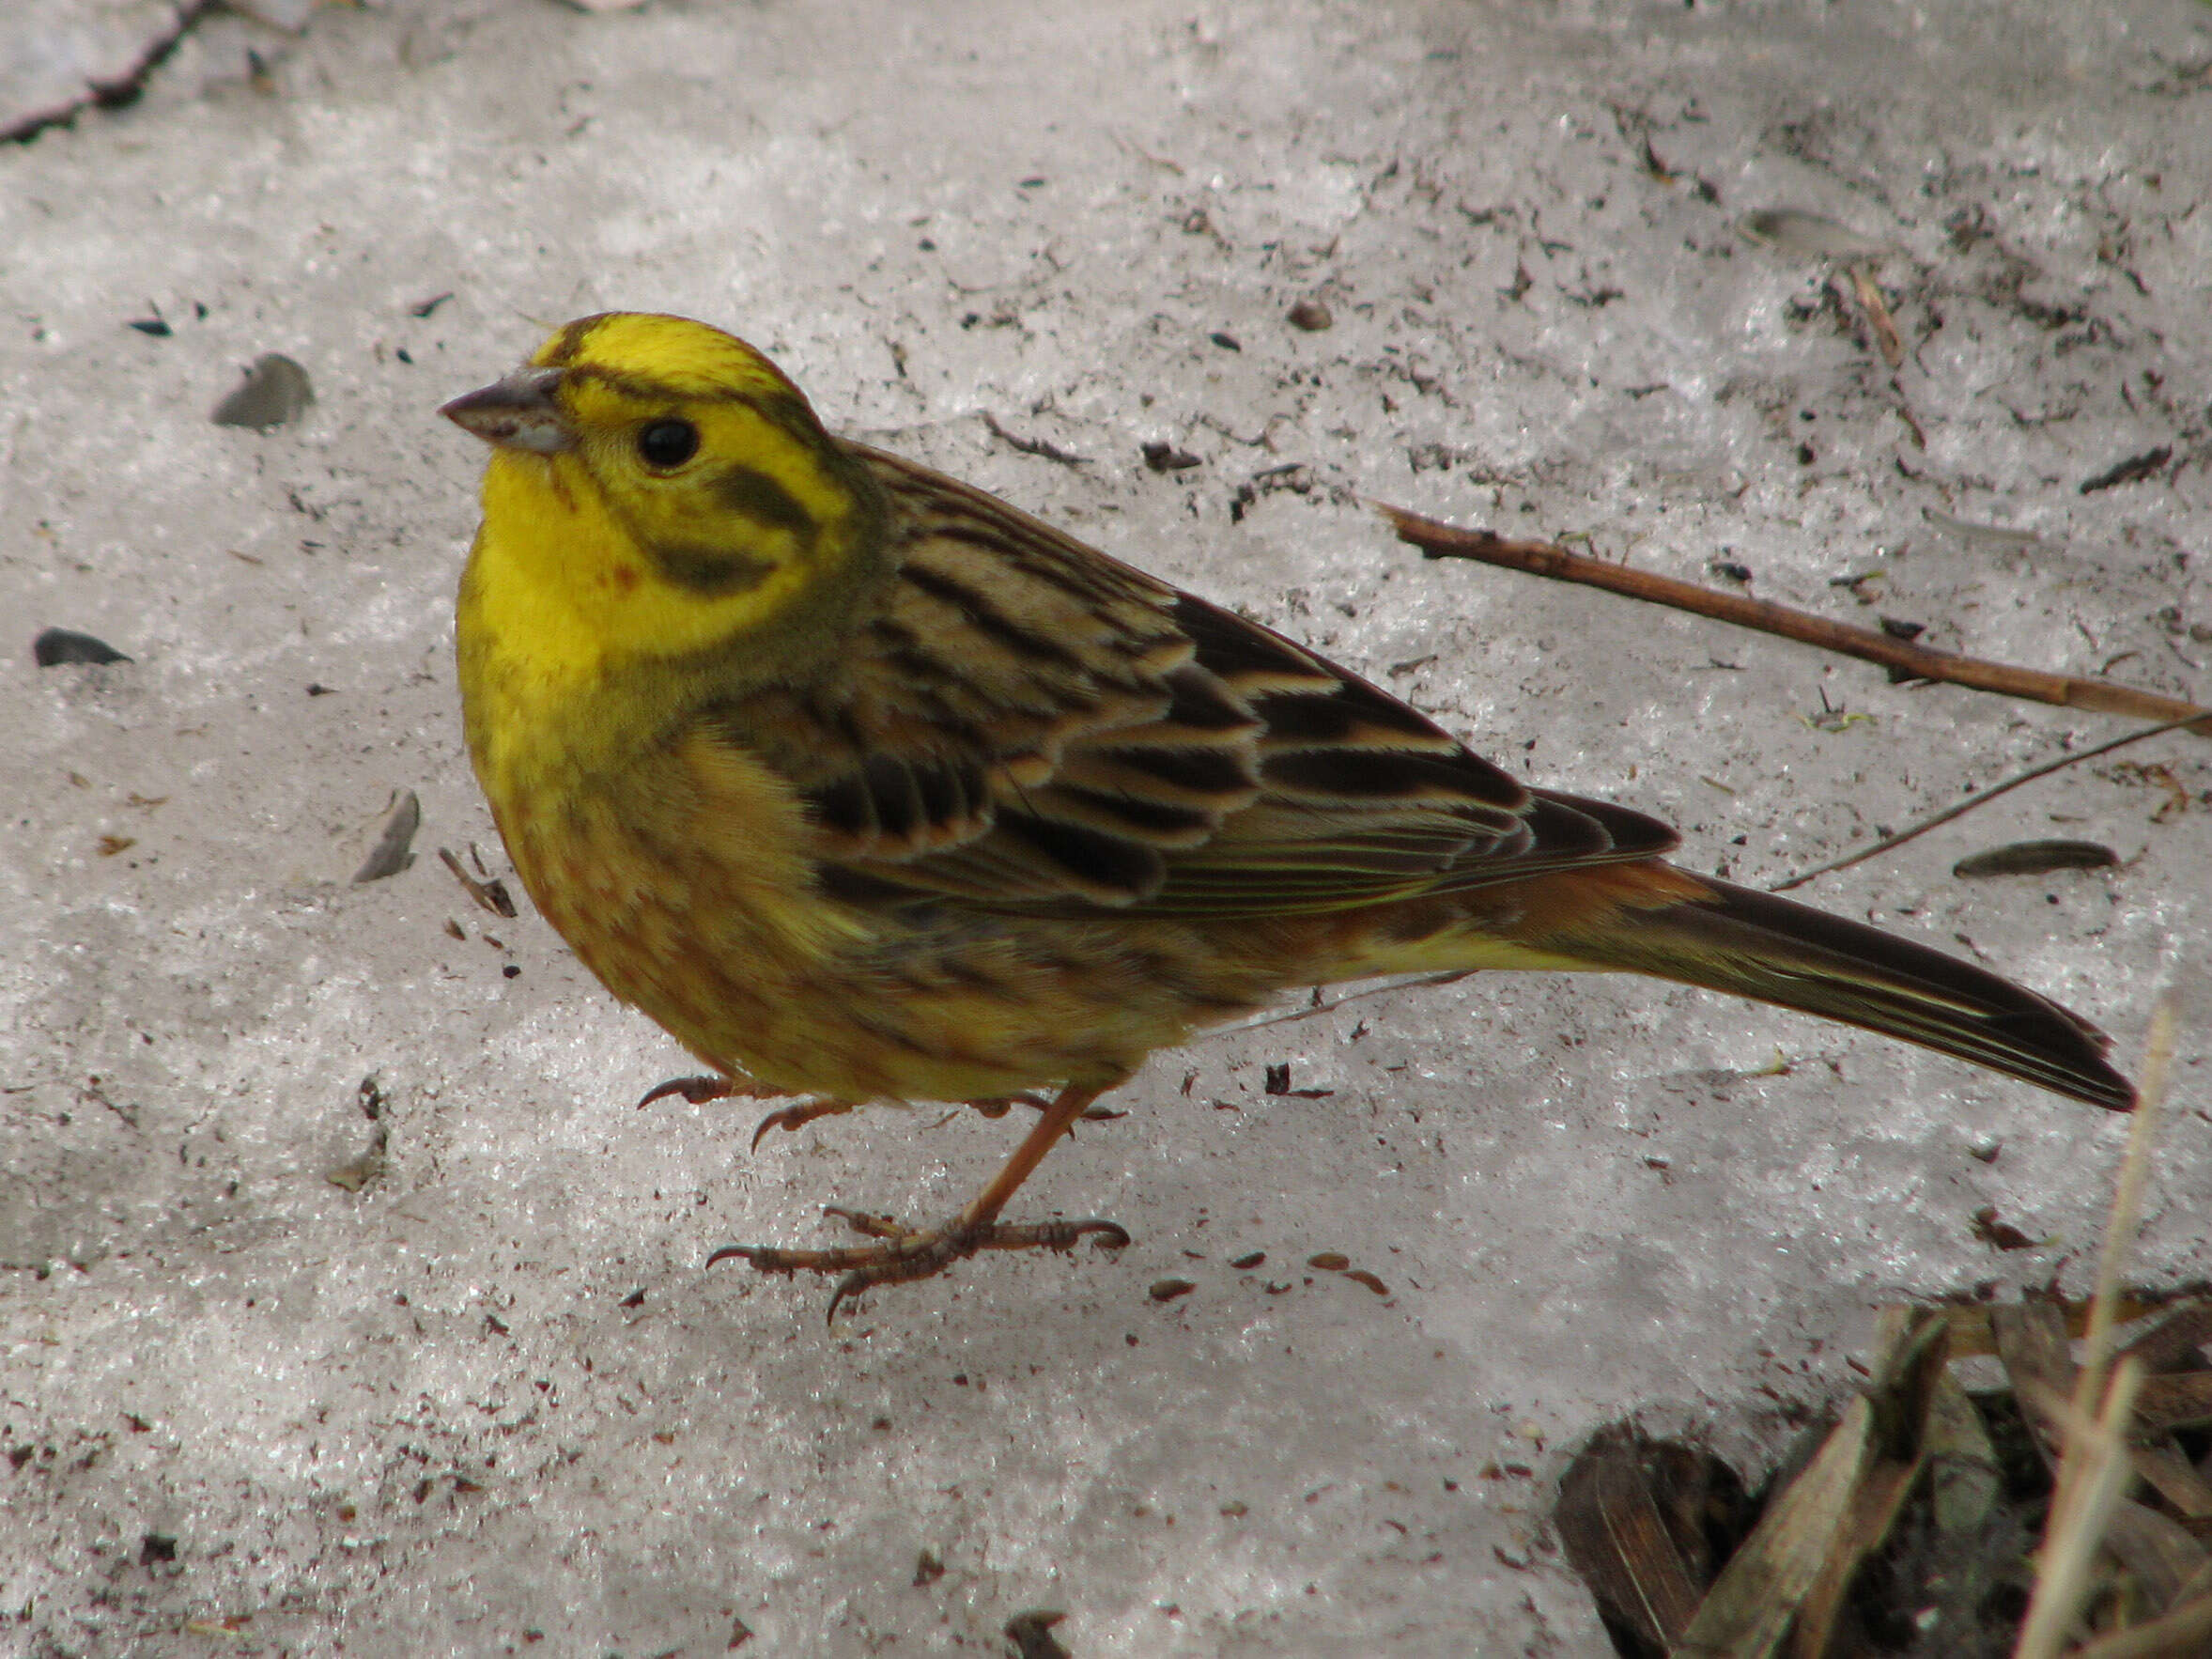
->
(706, 1081), (1128, 1318)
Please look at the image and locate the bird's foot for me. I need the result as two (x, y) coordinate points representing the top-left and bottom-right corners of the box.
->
(707, 1204), (1129, 1321)
(636, 1074), (791, 1109)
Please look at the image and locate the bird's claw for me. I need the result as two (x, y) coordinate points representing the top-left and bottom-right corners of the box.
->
(705, 1206), (1130, 1321)
(637, 1074), (736, 1109)
(748, 1097), (854, 1152)
(639, 1075), (794, 1110)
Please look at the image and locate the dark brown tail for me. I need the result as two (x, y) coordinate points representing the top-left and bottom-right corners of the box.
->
(1555, 875), (2134, 1110)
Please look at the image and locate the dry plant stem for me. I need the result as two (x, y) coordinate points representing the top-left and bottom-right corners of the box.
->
(1770, 718), (2204, 892)
(2080, 1000), (2179, 1399)
(1380, 507), (2212, 734)
(2014, 1360), (2150, 1659)
(2015, 1003), (2177, 1659)
(2069, 1592), (2212, 1659)
(1848, 264), (1905, 369)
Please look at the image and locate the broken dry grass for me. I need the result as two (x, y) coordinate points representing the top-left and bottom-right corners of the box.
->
(1557, 1001), (2204, 1657)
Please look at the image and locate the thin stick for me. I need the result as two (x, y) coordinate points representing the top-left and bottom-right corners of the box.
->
(2078, 999), (2176, 1407)
(1768, 716), (2204, 892)
(2014, 1000), (2174, 1659)
(1379, 506), (2212, 734)
(2014, 1359), (2148, 1659)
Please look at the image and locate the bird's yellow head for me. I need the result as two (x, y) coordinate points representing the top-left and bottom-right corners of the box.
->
(444, 313), (889, 674)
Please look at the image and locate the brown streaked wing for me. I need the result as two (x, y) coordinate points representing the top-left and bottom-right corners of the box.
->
(684, 443), (1256, 898)
(691, 440), (1680, 915)
(1147, 593), (1678, 914)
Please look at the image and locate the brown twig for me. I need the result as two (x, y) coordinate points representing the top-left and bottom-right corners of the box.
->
(1768, 716), (2203, 892)
(981, 411), (1090, 467)
(1847, 264), (1904, 369)
(1378, 506), (2211, 736)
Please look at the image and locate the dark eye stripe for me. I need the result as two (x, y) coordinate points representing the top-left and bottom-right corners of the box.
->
(709, 465), (818, 541)
(654, 542), (774, 596)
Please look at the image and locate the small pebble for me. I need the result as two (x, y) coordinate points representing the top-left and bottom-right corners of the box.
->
(352, 789), (422, 883)
(324, 1152), (385, 1192)
(212, 353), (314, 430)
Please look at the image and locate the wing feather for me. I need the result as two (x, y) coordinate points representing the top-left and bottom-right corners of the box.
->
(685, 442), (1679, 916)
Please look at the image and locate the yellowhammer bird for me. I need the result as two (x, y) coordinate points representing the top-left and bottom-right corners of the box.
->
(444, 312), (2133, 1315)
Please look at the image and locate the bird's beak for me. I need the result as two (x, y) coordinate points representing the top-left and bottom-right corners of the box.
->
(440, 366), (576, 455)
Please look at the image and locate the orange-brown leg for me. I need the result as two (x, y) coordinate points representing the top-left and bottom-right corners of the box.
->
(707, 1081), (1128, 1319)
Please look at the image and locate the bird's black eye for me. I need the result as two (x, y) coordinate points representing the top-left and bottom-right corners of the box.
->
(637, 419), (700, 469)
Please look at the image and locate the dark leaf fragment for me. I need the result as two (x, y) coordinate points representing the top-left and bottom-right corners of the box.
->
(1003, 1609), (1072, 1659)
(1972, 1205), (2042, 1251)
(439, 847), (517, 917)
(34, 628), (131, 666)
(2079, 445), (2173, 494)
(1953, 840), (2118, 879)
(1555, 1428), (1752, 1654)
